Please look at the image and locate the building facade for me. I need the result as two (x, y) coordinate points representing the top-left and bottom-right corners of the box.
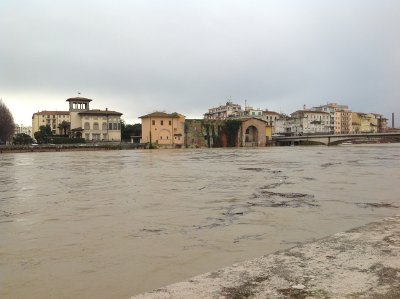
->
(140, 112), (186, 148)
(32, 97), (122, 142)
(67, 98), (122, 141)
(352, 112), (387, 133)
(291, 110), (330, 135)
(14, 124), (33, 137)
(32, 111), (71, 136)
(204, 101), (242, 120)
(185, 118), (270, 148)
(313, 103), (352, 134)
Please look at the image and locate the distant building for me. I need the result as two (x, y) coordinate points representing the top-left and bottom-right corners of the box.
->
(204, 101), (242, 120)
(32, 111), (70, 136)
(67, 97), (122, 141)
(274, 116), (304, 136)
(32, 97), (122, 141)
(185, 117), (270, 148)
(313, 103), (352, 134)
(262, 110), (281, 127)
(241, 106), (263, 117)
(139, 112), (186, 148)
(291, 110), (331, 135)
(352, 112), (388, 133)
(14, 124), (33, 137)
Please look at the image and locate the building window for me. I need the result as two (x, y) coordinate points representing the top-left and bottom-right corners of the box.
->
(160, 136), (163, 139)
(84, 122), (90, 130)
(102, 122), (107, 130)
(152, 120), (155, 125)
(93, 122), (99, 130)
(109, 123), (113, 130)
(117, 123), (121, 130)
(113, 123), (118, 130)
(169, 120), (172, 125)
(161, 120), (164, 125)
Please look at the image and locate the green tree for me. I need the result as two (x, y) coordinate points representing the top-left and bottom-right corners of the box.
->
(57, 121), (71, 136)
(224, 119), (242, 147)
(121, 121), (141, 142)
(34, 125), (53, 144)
(0, 99), (15, 144)
(13, 133), (33, 145)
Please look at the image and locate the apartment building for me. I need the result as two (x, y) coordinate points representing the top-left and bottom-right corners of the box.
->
(352, 112), (387, 133)
(291, 110), (331, 135)
(204, 101), (242, 120)
(313, 103), (352, 134)
(32, 111), (70, 136)
(335, 109), (352, 134)
(14, 124), (33, 137)
(140, 112), (185, 148)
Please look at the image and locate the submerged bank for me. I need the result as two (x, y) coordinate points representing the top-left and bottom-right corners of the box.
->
(133, 215), (400, 299)
(1, 139), (400, 153)
(0, 143), (141, 153)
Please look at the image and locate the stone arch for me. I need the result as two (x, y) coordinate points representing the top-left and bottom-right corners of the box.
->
(241, 118), (267, 147)
(245, 125), (258, 143)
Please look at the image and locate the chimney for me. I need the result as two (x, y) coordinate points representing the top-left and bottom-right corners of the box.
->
(106, 108), (108, 111)
(392, 113), (395, 128)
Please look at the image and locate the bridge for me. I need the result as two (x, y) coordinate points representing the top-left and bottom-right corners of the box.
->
(272, 132), (400, 146)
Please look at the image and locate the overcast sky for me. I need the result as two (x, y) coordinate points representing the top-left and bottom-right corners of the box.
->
(1, 0), (399, 126)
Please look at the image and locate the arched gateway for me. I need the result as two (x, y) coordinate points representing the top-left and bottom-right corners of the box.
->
(241, 118), (267, 147)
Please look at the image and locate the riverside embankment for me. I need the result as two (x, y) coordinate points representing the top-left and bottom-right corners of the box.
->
(133, 215), (400, 298)
(0, 143), (141, 153)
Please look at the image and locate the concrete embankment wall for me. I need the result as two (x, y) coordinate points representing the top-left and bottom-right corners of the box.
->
(133, 215), (400, 298)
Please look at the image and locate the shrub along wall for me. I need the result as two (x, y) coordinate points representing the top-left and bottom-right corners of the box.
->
(51, 137), (86, 144)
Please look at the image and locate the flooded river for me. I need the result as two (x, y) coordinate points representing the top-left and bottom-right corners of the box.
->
(1, 144), (400, 298)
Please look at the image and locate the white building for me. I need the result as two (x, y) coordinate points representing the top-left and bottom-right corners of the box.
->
(14, 124), (33, 137)
(291, 110), (331, 135)
(274, 116), (303, 136)
(204, 101), (242, 119)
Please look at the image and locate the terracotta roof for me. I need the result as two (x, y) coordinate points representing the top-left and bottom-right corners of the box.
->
(78, 110), (122, 116)
(292, 110), (330, 115)
(66, 97), (92, 102)
(263, 111), (280, 115)
(33, 111), (70, 116)
(139, 112), (184, 118)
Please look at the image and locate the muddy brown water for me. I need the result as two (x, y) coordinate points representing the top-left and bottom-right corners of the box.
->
(1, 144), (399, 298)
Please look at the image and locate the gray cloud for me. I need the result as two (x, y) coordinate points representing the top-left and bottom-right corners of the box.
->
(1, 0), (399, 125)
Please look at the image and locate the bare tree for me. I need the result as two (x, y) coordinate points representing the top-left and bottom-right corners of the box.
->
(0, 99), (15, 143)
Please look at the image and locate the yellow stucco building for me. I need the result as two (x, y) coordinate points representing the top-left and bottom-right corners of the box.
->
(32, 97), (122, 142)
(140, 112), (185, 148)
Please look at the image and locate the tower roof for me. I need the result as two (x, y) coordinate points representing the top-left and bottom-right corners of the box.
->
(66, 97), (92, 102)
